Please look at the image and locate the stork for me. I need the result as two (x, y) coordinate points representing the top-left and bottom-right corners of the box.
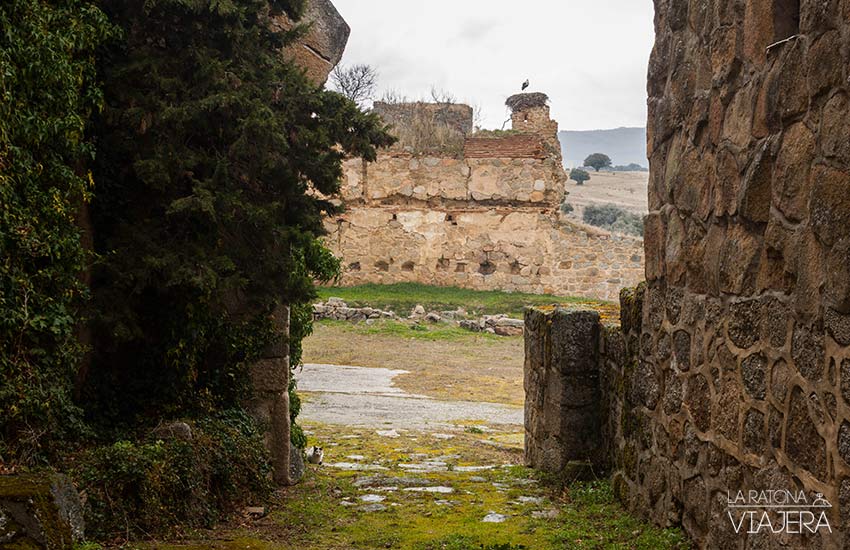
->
(522, 79), (530, 91)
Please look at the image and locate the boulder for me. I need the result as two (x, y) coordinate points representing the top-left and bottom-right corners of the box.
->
(0, 473), (84, 549)
(271, 0), (351, 84)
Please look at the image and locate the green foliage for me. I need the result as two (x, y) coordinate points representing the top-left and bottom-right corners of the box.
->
(75, 410), (271, 539)
(84, 0), (394, 426)
(560, 202), (575, 214)
(583, 204), (645, 237)
(569, 168), (590, 185)
(0, 0), (114, 463)
(611, 163), (648, 172)
(583, 153), (612, 172)
(552, 480), (690, 549)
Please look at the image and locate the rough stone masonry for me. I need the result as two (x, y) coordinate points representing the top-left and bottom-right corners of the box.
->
(526, 1), (850, 548)
(324, 95), (645, 301)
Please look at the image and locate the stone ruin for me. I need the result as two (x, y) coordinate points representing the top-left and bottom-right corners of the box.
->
(324, 93), (645, 301)
(525, 1), (850, 548)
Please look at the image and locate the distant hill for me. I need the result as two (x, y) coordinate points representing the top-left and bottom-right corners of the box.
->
(559, 127), (647, 168)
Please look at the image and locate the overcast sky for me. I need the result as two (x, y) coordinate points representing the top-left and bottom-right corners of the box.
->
(330, 0), (655, 131)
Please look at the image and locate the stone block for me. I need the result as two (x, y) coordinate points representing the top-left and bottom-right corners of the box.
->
(791, 323), (825, 382)
(785, 386), (828, 479)
(811, 164), (850, 248)
(524, 308), (602, 473)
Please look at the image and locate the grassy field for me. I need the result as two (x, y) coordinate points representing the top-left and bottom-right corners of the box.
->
(316, 283), (619, 321)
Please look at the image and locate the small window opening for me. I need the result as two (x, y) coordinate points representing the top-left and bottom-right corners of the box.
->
(348, 262), (361, 272)
(478, 261), (497, 276)
(375, 260), (389, 272)
(773, 0), (800, 42)
(401, 261), (415, 272)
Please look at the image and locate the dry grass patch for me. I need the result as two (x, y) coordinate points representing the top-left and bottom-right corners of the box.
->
(302, 320), (524, 406)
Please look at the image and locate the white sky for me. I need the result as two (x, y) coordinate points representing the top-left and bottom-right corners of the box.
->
(330, 0), (655, 131)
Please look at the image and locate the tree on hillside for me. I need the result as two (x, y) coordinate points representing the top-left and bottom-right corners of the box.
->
(570, 168), (591, 185)
(584, 153), (612, 172)
(87, 0), (394, 426)
(331, 63), (378, 109)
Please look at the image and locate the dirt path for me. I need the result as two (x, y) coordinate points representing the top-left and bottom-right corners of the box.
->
(301, 323), (525, 405)
(297, 363), (523, 429)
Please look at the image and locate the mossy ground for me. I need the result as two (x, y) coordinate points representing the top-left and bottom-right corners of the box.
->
(124, 423), (687, 550)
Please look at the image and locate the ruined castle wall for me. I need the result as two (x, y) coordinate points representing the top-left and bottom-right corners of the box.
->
(340, 154), (566, 206)
(325, 206), (643, 301)
(526, 1), (850, 547)
(328, 151), (645, 301)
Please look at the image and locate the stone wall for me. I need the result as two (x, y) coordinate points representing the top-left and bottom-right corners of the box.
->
(526, 1), (850, 547)
(327, 95), (645, 302)
(325, 206), (642, 301)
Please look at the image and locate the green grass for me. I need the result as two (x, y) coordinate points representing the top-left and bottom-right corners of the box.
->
(315, 319), (505, 342)
(553, 481), (690, 549)
(316, 283), (616, 319)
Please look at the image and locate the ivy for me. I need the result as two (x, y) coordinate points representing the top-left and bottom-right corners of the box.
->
(0, 0), (114, 463)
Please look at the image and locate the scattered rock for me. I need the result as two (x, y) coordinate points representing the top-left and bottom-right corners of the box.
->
(353, 476), (432, 488)
(412, 305), (426, 317)
(376, 429), (400, 438)
(516, 496), (544, 504)
(398, 462), (448, 472)
(532, 509), (559, 519)
(360, 503), (387, 512)
(424, 312), (442, 323)
(431, 433), (455, 440)
(327, 462), (388, 472)
(244, 506), (267, 517)
(482, 512), (507, 523)
(403, 486), (454, 494)
(454, 465), (495, 472)
(313, 300), (398, 322)
(151, 421), (193, 441)
(359, 494), (386, 503)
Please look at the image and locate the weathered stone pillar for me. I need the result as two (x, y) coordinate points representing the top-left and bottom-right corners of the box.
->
(244, 305), (292, 486)
(524, 307), (601, 474)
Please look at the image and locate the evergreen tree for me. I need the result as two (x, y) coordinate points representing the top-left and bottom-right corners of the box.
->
(86, 0), (394, 424)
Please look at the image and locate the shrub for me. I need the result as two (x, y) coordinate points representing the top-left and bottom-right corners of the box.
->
(74, 410), (271, 539)
(560, 202), (575, 214)
(583, 204), (644, 237)
(569, 168), (590, 185)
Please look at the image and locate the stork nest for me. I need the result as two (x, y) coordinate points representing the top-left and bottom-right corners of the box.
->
(505, 92), (549, 112)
